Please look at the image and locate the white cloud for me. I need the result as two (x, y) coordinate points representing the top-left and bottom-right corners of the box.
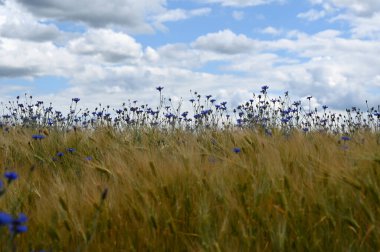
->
(297, 9), (326, 21)
(192, 29), (256, 54)
(152, 8), (211, 31)
(0, 38), (77, 78)
(261, 26), (282, 35)
(67, 29), (143, 63)
(14, 0), (168, 33)
(0, 1), (61, 41)
(232, 10), (244, 20)
(306, 0), (380, 38)
(199, 0), (282, 7)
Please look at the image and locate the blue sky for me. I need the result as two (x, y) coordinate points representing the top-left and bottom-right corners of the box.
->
(0, 0), (379, 111)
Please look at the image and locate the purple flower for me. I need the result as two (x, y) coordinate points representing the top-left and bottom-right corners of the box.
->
(156, 86), (164, 92)
(233, 147), (241, 153)
(4, 171), (18, 183)
(57, 152), (64, 157)
(8, 213), (28, 234)
(72, 98), (80, 103)
(13, 213), (28, 224)
(11, 225), (28, 233)
(32, 134), (45, 140)
(0, 212), (12, 225)
(67, 148), (76, 153)
(261, 85), (269, 92)
(341, 136), (351, 141)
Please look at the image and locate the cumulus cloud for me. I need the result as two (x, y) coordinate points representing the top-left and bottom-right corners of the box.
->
(199, 0), (282, 7)
(305, 0), (380, 38)
(192, 29), (256, 54)
(67, 29), (143, 63)
(14, 0), (167, 33)
(297, 9), (326, 21)
(152, 7), (211, 31)
(260, 26), (282, 35)
(0, 37), (78, 78)
(0, 1), (61, 41)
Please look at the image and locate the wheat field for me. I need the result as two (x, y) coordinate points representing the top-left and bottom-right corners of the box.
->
(1, 126), (380, 251)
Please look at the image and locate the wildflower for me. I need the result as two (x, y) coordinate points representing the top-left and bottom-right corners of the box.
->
(72, 98), (80, 103)
(156, 86), (164, 92)
(85, 156), (93, 161)
(67, 148), (76, 153)
(261, 85), (269, 92)
(281, 118), (289, 123)
(11, 225), (28, 233)
(181, 112), (188, 118)
(13, 213), (27, 224)
(9, 213), (28, 234)
(341, 136), (351, 141)
(4, 171), (18, 183)
(32, 134), (45, 140)
(0, 212), (12, 226)
(233, 147), (241, 153)
(57, 152), (64, 157)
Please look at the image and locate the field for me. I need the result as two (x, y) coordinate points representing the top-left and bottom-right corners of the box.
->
(1, 87), (380, 251)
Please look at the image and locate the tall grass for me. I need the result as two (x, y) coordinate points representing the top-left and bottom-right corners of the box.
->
(0, 126), (379, 251)
(1, 87), (380, 251)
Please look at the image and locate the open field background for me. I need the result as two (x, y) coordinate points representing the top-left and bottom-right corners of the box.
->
(1, 127), (380, 251)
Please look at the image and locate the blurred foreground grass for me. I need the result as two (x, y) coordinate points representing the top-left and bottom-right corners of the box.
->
(1, 127), (380, 251)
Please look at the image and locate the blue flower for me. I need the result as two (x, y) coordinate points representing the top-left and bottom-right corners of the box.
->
(57, 152), (64, 157)
(8, 213), (28, 234)
(72, 98), (80, 103)
(32, 134), (45, 140)
(85, 156), (93, 161)
(11, 225), (28, 233)
(233, 147), (241, 153)
(341, 136), (351, 141)
(0, 212), (13, 226)
(13, 213), (28, 224)
(281, 118), (289, 123)
(261, 85), (269, 91)
(67, 148), (76, 153)
(156, 86), (164, 92)
(4, 171), (18, 183)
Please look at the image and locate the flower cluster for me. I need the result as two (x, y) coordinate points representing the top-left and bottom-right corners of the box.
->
(0, 171), (28, 237)
(0, 87), (378, 135)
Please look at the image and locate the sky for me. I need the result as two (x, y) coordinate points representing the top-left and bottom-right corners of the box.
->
(0, 0), (379, 112)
